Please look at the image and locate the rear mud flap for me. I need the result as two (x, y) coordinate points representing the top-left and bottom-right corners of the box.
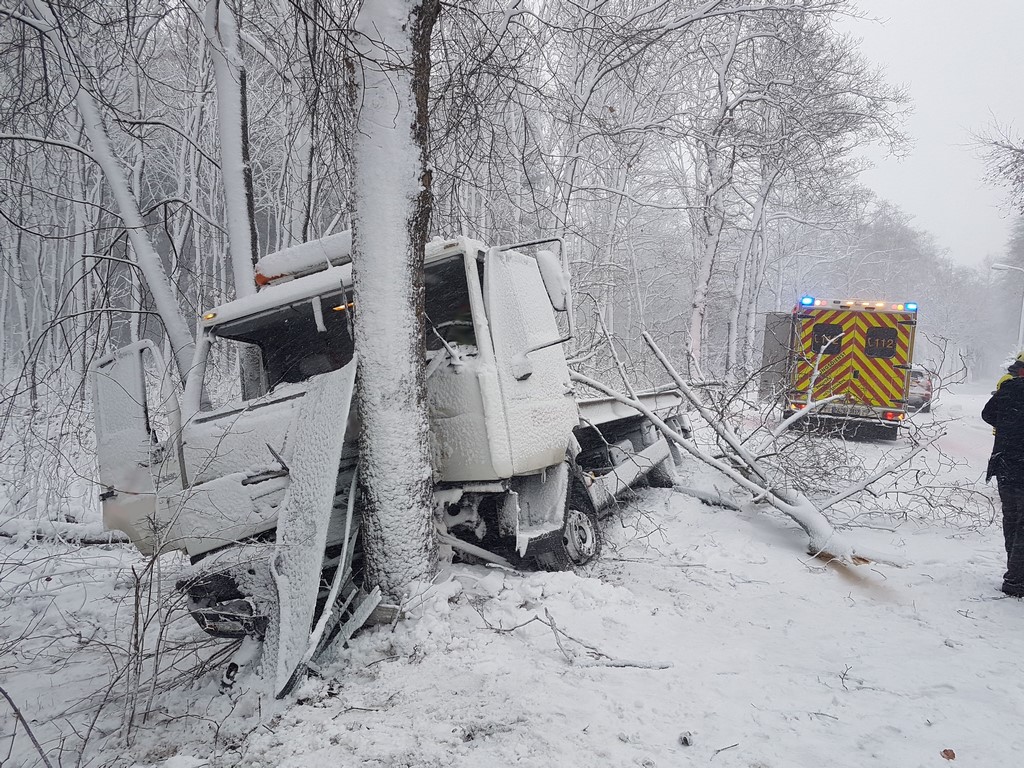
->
(511, 462), (569, 557)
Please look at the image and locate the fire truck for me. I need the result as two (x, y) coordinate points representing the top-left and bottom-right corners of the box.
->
(780, 296), (919, 439)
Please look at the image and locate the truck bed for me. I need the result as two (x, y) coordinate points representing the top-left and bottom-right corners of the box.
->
(576, 385), (682, 426)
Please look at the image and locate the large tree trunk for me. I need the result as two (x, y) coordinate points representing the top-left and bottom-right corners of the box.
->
(351, 0), (440, 601)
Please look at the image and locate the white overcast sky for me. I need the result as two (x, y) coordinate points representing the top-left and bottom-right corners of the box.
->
(840, 0), (1024, 266)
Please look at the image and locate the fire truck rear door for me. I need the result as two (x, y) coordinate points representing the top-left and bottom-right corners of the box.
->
(793, 308), (855, 402)
(851, 310), (914, 409)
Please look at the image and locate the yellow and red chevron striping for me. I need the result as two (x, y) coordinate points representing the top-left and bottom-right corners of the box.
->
(790, 308), (914, 409)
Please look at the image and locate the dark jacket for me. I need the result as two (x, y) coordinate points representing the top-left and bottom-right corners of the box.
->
(982, 375), (1024, 482)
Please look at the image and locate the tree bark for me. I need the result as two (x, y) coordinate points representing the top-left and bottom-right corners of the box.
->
(351, 0), (440, 601)
(204, 0), (263, 398)
(205, 0), (258, 297)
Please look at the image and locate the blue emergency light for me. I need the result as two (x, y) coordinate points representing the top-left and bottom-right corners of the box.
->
(799, 295), (815, 306)
(906, 302), (918, 312)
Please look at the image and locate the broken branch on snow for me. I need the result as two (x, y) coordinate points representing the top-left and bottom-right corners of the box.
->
(572, 339), (910, 567)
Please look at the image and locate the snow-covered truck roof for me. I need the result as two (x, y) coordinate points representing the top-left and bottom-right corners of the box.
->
(253, 231), (482, 285)
(202, 235), (483, 328)
(201, 264), (354, 328)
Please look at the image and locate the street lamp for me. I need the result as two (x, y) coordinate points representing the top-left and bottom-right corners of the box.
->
(991, 263), (1024, 350)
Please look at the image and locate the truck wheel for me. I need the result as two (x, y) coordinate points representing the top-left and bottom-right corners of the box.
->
(534, 543), (572, 572)
(534, 506), (602, 571)
(921, 402), (931, 414)
(879, 425), (899, 441)
(563, 506), (601, 565)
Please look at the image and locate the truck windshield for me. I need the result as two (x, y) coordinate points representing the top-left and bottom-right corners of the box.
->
(424, 254), (477, 350)
(208, 290), (356, 403)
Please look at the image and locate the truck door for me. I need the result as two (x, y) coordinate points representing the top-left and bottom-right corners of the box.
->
(851, 310), (915, 410)
(793, 308), (855, 402)
(91, 341), (182, 553)
(484, 248), (579, 474)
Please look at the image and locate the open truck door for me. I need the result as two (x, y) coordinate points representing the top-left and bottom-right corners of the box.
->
(91, 340), (182, 554)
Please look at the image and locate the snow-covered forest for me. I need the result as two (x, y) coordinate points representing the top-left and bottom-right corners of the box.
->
(3, 1), (1024, 766)
(1, 0), (1019, 517)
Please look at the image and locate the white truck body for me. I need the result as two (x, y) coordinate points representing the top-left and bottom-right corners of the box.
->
(92, 235), (683, 637)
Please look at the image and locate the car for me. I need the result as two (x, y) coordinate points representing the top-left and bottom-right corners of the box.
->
(908, 367), (933, 412)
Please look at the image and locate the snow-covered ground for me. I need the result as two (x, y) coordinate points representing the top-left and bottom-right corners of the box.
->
(3, 385), (1022, 767)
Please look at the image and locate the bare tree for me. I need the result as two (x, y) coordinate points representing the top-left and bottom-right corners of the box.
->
(978, 121), (1024, 214)
(13, 0), (198, 381)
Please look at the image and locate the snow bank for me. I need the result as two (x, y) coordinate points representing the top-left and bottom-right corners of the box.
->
(4, 388), (1019, 768)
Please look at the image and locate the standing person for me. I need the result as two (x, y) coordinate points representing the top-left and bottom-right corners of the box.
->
(993, 353), (1024, 393)
(982, 359), (1024, 597)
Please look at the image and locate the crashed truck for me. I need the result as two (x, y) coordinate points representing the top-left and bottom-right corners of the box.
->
(92, 233), (686, 641)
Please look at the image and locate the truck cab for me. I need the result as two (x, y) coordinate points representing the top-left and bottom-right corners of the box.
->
(93, 235), (585, 558)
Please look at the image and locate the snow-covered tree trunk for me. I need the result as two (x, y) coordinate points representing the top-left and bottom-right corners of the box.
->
(204, 0), (258, 297)
(273, 0), (315, 251)
(24, 0), (196, 382)
(351, 0), (440, 601)
(725, 176), (773, 381)
(204, 0), (263, 398)
(687, 152), (730, 373)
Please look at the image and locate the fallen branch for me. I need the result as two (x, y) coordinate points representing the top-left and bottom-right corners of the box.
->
(543, 609), (671, 669)
(672, 486), (744, 511)
(1, 684), (54, 768)
(570, 370), (904, 567)
(477, 606), (670, 668)
(818, 437), (938, 513)
(0, 520), (129, 546)
(771, 394), (847, 438)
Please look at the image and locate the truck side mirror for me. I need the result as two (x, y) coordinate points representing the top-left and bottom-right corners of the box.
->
(536, 249), (571, 312)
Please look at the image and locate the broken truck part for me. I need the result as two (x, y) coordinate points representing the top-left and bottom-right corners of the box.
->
(91, 234), (685, 645)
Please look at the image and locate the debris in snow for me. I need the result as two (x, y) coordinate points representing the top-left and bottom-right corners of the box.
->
(679, 731), (695, 746)
(543, 608), (671, 669)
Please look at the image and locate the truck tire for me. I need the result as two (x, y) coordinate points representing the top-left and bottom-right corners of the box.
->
(535, 506), (601, 570)
(534, 459), (603, 570)
(534, 540), (573, 571)
(563, 506), (602, 565)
